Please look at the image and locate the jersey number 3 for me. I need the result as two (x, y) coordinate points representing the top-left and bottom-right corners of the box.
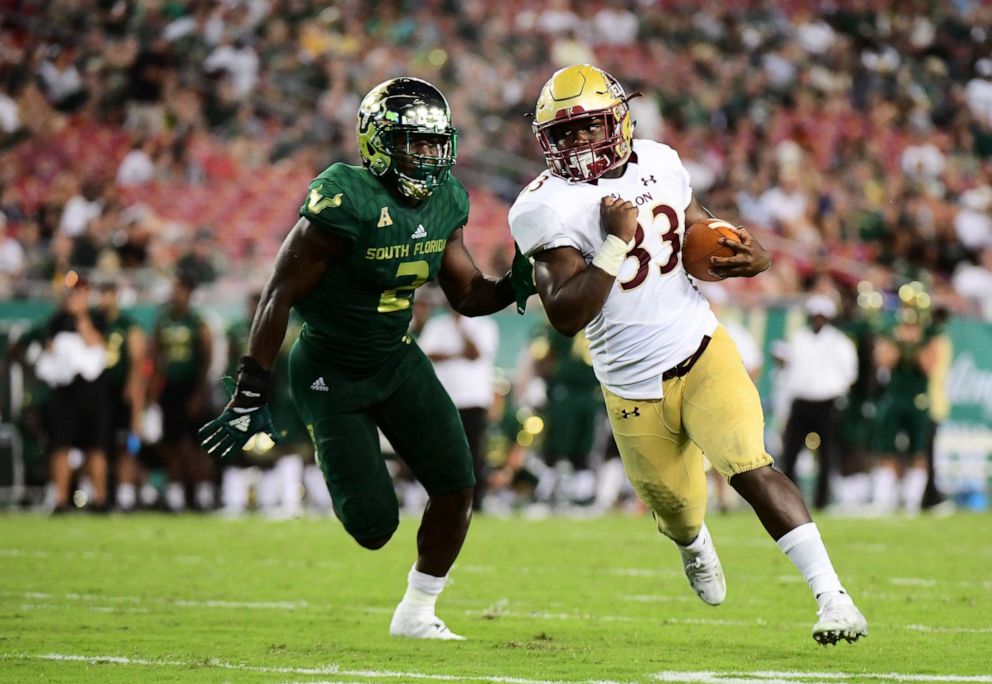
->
(619, 204), (680, 291)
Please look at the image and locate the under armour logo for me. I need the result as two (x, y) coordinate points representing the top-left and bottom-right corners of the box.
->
(620, 407), (641, 419)
(641, 176), (656, 186)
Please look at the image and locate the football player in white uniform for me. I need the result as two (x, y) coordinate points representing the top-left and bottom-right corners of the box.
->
(510, 64), (867, 646)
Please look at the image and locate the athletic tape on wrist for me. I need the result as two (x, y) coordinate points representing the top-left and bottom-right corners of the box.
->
(592, 235), (632, 277)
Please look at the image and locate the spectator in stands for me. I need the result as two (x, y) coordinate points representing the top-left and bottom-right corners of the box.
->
(778, 295), (858, 509)
(115, 136), (157, 187)
(418, 304), (500, 511)
(152, 273), (213, 512)
(58, 179), (103, 239)
(176, 228), (221, 286)
(952, 247), (992, 319)
(35, 277), (109, 512)
(36, 41), (88, 112)
(124, 35), (172, 134)
(0, 212), (25, 293)
(97, 280), (146, 512)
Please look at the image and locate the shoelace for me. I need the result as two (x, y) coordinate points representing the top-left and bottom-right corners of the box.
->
(686, 551), (720, 582)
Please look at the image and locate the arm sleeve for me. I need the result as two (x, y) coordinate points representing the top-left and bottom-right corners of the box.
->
(509, 202), (581, 258)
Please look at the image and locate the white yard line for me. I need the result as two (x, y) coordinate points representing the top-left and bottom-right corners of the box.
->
(1, 590), (308, 611)
(652, 672), (992, 683)
(0, 653), (620, 684)
(3, 654), (991, 684)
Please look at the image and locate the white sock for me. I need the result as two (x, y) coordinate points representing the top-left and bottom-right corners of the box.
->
(901, 467), (928, 513)
(165, 482), (186, 511)
(222, 468), (249, 512)
(277, 456), (304, 513)
(571, 469), (596, 502)
(678, 522), (710, 552)
(776, 522), (844, 605)
(195, 481), (215, 510)
(116, 483), (136, 511)
(872, 467), (898, 513)
(594, 458), (627, 511)
(303, 464), (332, 510)
(851, 473), (872, 506)
(401, 480), (429, 515)
(257, 470), (280, 510)
(398, 565), (446, 617)
(139, 483), (159, 507)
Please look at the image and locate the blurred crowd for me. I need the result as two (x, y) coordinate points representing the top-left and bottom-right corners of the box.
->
(0, 0), (991, 317)
(2, 0), (991, 514)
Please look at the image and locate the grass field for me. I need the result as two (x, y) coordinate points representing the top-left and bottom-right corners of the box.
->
(1, 510), (991, 683)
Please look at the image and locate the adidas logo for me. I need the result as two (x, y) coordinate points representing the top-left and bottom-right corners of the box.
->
(310, 377), (329, 392)
(411, 224), (427, 239)
(227, 415), (251, 432)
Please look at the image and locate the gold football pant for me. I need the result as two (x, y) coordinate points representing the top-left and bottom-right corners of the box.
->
(602, 326), (772, 544)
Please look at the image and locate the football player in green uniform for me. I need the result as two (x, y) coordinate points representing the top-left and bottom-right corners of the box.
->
(97, 281), (146, 511)
(200, 77), (535, 640)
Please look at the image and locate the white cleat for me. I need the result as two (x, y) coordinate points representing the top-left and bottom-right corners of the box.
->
(676, 524), (726, 606)
(812, 593), (868, 646)
(389, 608), (465, 640)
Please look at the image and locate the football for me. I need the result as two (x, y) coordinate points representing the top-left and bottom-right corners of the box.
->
(682, 218), (742, 281)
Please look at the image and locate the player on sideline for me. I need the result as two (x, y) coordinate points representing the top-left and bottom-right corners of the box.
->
(200, 77), (534, 640)
(509, 64), (867, 645)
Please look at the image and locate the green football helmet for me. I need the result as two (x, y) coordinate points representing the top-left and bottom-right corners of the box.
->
(357, 77), (457, 200)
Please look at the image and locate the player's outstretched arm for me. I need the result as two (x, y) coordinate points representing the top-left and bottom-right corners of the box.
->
(200, 218), (349, 459)
(685, 196), (771, 279)
(437, 227), (517, 316)
(246, 218), (349, 370)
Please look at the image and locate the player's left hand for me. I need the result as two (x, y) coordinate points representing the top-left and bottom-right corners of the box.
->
(510, 243), (538, 314)
(709, 227), (771, 279)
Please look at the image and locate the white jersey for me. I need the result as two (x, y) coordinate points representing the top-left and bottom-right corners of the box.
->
(509, 139), (717, 400)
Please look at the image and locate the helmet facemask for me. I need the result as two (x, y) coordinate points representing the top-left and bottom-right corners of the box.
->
(531, 65), (637, 183)
(534, 103), (631, 182)
(380, 128), (457, 201)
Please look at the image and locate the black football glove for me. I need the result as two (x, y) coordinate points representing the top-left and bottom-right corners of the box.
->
(510, 243), (537, 314)
(199, 357), (279, 459)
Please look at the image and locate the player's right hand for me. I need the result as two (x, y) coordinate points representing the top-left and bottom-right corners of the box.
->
(199, 360), (279, 459)
(199, 402), (278, 459)
(600, 196), (638, 244)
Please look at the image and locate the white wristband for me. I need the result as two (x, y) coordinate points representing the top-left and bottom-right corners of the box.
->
(591, 234), (631, 277)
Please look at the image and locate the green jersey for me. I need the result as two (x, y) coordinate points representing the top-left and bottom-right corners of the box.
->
(156, 308), (205, 384)
(295, 162), (469, 375)
(103, 311), (137, 389)
(882, 323), (928, 398)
